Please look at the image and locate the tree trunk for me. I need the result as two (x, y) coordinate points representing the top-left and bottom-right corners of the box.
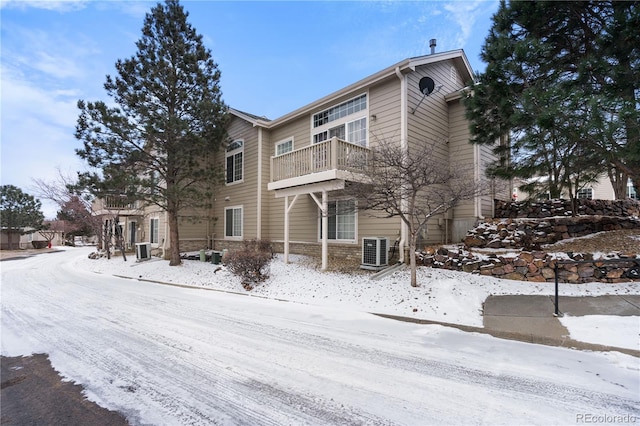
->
(7, 230), (15, 250)
(608, 167), (628, 200)
(410, 234), (418, 287)
(167, 207), (181, 266)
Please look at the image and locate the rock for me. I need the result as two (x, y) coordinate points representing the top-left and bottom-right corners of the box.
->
(464, 236), (485, 248)
(606, 269), (625, 279)
(504, 272), (525, 280)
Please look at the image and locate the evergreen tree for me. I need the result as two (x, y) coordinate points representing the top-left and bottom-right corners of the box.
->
(465, 1), (639, 201)
(0, 185), (45, 249)
(75, 0), (228, 265)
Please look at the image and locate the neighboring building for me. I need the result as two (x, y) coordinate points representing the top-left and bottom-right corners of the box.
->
(97, 49), (510, 268)
(18, 228), (65, 249)
(574, 175), (637, 201)
(93, 195), (145, 251)
(512, 175), (637, 202)
(0, 229), (22, 250)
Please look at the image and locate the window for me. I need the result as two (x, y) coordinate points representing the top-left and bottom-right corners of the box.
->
(319, 199), (356, 241)
(226, 140), (243, 184)
(225, 206), (242, 238)
(577, 188), (593, 200)
(347, 117), (367, 147)
(150, 218), (159, 244)
(312, 94), (368, 147)
(313, 119), (366, 146)
(628, 179), (637, 199)
(313, 95), (367, 128)
(275, 138), (293, 156)
(129, 221), (137, 248)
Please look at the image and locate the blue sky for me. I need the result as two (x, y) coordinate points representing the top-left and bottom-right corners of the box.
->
(1, 0), (499, 218)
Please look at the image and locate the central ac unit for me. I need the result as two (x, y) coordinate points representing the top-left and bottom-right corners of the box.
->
(135, 242), (151, 261)
(362, 237), (388, 268)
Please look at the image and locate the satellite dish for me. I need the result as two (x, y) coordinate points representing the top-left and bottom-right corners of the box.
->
(412, 76), (438, 114)
(419, 77), (435, 96)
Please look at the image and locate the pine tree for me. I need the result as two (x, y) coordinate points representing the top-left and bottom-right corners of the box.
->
(75, 0), (228, 265)
(465, 0), (639, 201)
(0, 185), (45, 250)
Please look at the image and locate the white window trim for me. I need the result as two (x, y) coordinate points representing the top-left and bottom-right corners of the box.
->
(224, 205), (243, 240)
(149, 217), (160, 246)
(311, 93), (369, 147)
(318, 198), (358, 243)
(577, 187), (593, 200)
(225, 139), (244, 185)
(275, 137), (294, 156)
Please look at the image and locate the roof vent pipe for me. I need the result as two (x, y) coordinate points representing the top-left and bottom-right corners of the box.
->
(430, 39), (437, 54)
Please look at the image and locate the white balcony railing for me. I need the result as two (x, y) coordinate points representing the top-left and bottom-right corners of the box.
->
(270, 137), (369, 183)
(103, 196), (138, 210)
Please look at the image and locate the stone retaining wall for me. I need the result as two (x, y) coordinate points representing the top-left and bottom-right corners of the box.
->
(495, 198), (640, 218)
(464, 216), (640, 250)
(419, 247), (640, 283)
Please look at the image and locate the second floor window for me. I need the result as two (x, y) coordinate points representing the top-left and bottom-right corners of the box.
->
(312, 94), (368, 147)
(275, 138), (293, 156)
(226, 140), (243, 184)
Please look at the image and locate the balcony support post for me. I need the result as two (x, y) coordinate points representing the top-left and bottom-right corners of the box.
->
(321, 190), (328, 271)
(309, 191), (329, 271)
(283, 194), (300, 264)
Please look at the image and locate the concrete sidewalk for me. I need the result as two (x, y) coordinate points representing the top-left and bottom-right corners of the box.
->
(483, 295), (640, 355)
(376, 294), (639, 356)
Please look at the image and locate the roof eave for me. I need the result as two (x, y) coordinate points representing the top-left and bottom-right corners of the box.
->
(266, 58), (417, 127)
(234, 50), (476, 128)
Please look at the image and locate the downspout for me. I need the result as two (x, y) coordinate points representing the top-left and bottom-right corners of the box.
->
(395, 66), (408, 263)
(256, 127), (263, 239)
(474, 143), (482, 219)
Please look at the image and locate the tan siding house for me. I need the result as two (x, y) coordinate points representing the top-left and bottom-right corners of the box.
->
(111, 49), (508, 266)
(205, 50), (509, 269)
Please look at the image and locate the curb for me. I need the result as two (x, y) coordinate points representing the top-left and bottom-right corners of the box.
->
(371, 313), (640, 357)
(113, 273), (639, 358)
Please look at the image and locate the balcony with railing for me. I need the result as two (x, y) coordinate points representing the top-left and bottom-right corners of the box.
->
(268, 137), (370, 191)
(93, 195), (141, 216)
(104, 196), (138, 210)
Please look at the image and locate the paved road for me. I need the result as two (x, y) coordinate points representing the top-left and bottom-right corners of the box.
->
(2, 249), (638, 425)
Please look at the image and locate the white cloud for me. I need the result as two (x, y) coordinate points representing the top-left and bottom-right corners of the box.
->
(0, 0), (88, 12)
(94, 1), (149, 19)
(443, 1), (484, 47)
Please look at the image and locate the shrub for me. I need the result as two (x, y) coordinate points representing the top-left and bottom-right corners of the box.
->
(225, 240), (274, 290)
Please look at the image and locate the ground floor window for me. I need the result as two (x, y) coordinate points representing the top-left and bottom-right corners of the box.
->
(628, 179), (637, 199)
(225, 206), (243, 238)
(319, 199), (356, 241)
(577, 188), (593, 199)
(150, 218), (159, 244)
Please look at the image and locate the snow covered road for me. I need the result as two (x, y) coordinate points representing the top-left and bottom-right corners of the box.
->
(2, 249), (639, 425)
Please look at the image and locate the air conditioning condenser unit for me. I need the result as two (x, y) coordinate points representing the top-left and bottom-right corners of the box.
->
(361, 237), (388, 269)
(135, 242), (151, 261)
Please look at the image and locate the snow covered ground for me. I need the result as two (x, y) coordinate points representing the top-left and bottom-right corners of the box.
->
(2, 247), (639, 425)
(75, 247), (640, 350)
